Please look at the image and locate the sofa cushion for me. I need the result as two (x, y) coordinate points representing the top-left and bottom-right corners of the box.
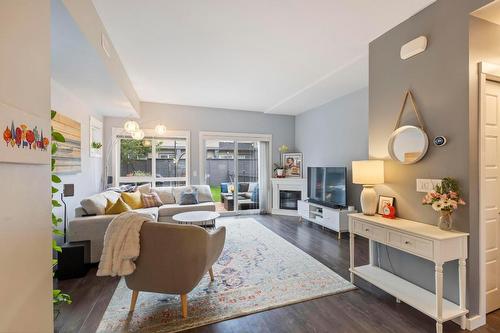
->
(151, 187), (175, 204)
(248, 182), (258, 193)
(172, 186), (190, 203)
(136, 183), (151, 194)
(135, 207), (159, 220)
(121, 191), (143, 209)
(105, 198), (132, 215)
(80, 191), (121, 215)
(179, 189), (199, 205)
(142, 192), (163, 208)
(191, 185), (213, 202)
(158, 201), (216, 217)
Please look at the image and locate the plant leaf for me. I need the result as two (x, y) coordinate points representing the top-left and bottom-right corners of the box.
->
(52, 174), (61, 184)
(52, 240), (62, 253)
(51, 110), (57, 119)
(52, 132), (65, 143)
(52, 186), (59, 194)
(53, 229), (64, 236)
(52, 200), (61, 207)
(51, 143), (57, 155)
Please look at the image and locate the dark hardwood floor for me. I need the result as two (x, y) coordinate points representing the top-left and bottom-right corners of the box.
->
(55, 214), (500, 333)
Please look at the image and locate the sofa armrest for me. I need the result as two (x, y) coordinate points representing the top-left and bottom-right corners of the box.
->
(74, 206), (88, 218)
(68, 215), (117, 263)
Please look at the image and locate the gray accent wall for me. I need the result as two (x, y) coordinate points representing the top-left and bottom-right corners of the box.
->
(104, 102), (295, 185)
(295, 88), (369, 209)
(369, 0), (491, 315)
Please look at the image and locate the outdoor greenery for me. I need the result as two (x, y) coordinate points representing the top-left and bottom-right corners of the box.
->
(91, 141), (102, 149)
(51, 110), (71, 306)
(210, 186), (221, 202)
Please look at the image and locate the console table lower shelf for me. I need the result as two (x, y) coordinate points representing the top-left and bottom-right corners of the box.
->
(348, 213), (469, 333)
(350, 265), (468, 322)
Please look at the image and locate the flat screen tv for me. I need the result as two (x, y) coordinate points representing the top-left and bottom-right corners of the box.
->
(307, 167), (347, 208)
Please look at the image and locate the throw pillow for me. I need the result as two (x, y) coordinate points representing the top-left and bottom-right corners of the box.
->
(105, 198), (132, 215)
(142, 192), (163, 208)
(136, 183), (152, 194)
(179, 189), (199, 205)
(192, 185), (213, 202)
(172, 186), (190, 203)
(80, 193), (108, 215)
(239, 182), (249, 192)
(152, 187), (175, 204)
(121, 191), (143, 209)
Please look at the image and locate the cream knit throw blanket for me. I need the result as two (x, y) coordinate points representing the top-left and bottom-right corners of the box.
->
(97, 211), (154, 277)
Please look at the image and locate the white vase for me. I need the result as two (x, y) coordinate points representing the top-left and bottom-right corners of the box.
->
(360, 185), (377, 215)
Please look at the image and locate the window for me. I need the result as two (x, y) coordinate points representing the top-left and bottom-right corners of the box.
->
(116, 132), (189, 187)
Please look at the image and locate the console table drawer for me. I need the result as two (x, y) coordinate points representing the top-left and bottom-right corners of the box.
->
(388, 231), (434, 259)
(353, 219), (386, 242)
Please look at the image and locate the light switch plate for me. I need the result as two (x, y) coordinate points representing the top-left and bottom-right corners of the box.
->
(416, 179), (442, 193)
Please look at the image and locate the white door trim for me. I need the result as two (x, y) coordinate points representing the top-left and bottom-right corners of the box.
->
(478, 61), (500, 327)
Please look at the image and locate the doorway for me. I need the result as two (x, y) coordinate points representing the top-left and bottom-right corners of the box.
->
(199, 132), (272, 216)
(479, 63), (500, 317)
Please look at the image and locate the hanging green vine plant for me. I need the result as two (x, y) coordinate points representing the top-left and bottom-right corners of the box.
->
(51, 110), (71, 306)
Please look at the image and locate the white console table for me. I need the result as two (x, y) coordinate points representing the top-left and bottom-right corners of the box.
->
(348, 213), (468, 333)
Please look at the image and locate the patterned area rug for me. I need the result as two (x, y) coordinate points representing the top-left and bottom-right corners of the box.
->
(97, 217), (354, 332)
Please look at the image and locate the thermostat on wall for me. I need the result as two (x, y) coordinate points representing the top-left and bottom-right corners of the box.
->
(433, 136), (447, 146)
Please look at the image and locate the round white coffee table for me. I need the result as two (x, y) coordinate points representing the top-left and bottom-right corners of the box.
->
(172, 211), (220, 228)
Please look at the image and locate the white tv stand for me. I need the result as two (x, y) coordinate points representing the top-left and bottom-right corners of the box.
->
(297, 200), (355, 239)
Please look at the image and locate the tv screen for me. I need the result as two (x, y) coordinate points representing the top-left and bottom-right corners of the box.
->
(307, 167), (347, 208)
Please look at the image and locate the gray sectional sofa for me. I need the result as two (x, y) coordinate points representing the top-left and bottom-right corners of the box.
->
(68, 185), (215, 263)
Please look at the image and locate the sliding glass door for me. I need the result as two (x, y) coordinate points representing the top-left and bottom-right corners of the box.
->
(201, 133), (268, 215)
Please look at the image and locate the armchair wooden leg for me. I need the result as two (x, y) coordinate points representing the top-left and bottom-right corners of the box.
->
(208, 267), (214, 281)
(181, 294), (188, 318)
(129, 290), (139, 312)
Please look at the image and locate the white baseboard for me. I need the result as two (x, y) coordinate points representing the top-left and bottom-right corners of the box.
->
(452, 315), (486, 331)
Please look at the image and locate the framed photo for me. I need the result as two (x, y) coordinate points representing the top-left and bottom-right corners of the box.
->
(282, 152), (303, 178)
(377, 196), (395, 215)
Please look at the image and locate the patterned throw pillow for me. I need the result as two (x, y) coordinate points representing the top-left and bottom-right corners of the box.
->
(105, 198), (132, 215)
(141, 192), (163, 208)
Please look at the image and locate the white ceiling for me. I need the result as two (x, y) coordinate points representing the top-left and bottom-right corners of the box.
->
(52, 0), (136, 117)
(92, 0), (435, 115)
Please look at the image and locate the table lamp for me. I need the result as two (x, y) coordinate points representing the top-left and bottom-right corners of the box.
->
(352, 160), (384, 215)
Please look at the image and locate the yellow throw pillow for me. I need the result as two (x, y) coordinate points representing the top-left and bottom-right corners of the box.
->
(121, 191), (143, 209)
(105, 198), (132, 215)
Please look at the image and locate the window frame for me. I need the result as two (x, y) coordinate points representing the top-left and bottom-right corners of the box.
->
(111, 127), (190, 187)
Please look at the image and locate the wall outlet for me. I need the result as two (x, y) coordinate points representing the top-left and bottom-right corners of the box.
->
(416, 179), (442, 193)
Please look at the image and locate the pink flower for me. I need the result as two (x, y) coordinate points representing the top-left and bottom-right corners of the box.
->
(458, 199), (466, 205)
(449, 191), (458, 199)
(441, 194), (448, 200)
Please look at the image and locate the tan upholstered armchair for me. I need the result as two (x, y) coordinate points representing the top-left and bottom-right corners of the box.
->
(125, 222), (226, 318)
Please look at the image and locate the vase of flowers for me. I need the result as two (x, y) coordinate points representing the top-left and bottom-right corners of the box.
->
(422, 177), (466, 231)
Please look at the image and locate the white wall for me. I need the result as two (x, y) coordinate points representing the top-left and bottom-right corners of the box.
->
(104, 102), (295, 185)
(0, 1), (53, 331)
(295, 88), (369, 209)
(51, 79), (103, 221)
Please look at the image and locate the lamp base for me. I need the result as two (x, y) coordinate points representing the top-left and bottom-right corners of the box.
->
(360, 185), (377, 215)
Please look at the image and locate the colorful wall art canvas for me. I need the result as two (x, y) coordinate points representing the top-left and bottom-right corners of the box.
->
(52, 112), (81, 173)
(0, 102), (51, 165)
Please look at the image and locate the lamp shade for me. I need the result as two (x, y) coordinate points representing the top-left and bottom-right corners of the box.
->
(352, 160), (384, 185)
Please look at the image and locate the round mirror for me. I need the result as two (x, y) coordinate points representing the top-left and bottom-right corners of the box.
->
(388, 125), (429, 164)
